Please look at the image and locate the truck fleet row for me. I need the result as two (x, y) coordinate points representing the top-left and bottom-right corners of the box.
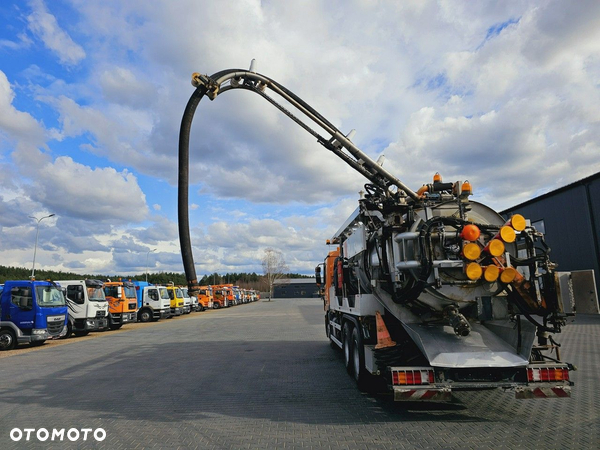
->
(0, 278), (259, 351)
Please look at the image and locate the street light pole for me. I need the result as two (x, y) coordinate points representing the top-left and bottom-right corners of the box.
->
(29, 213), (55, 280)
(145, 249), (156, 283)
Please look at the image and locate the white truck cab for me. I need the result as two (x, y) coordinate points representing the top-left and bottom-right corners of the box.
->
(58, 279), (109, 337)
(136, 284), (171, 322)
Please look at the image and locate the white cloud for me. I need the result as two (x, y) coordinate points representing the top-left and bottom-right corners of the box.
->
(0, 70), (46, 149)
(27, 0), (86, 66)
(29, 156), (149, 222)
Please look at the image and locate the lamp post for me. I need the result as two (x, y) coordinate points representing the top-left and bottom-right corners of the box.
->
(145, 249), (156, 283)
(29, 213), (55, 280)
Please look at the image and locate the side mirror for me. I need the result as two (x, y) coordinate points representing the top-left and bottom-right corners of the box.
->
(315, 266), (322, 286)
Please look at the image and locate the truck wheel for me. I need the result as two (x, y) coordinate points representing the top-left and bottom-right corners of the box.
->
(351, 326), (372, 391)
(0, 329), (17, 351)
(110, 323), (123, 330)
(30, 340), (45, 347)
(213, 302), (220, 309)
(74, 331), (89, 337)
(63, 321), (73, 339)
(342, 322), (353, 374)
(139, 309), (152, 323)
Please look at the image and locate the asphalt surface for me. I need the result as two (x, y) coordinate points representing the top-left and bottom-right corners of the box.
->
(0, 298), (598, 449)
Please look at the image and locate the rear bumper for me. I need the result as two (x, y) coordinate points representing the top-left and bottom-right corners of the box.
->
(515, 385), (572, 399)
(393, 387), (452, 401)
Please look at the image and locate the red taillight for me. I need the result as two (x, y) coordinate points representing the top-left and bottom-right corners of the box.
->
(527, 367), (569, 382)
(392, 369), (434, 385)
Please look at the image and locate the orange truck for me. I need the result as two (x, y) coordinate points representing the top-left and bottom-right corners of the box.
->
(103, 280), (138, 329)
(198, 286), (214, 309)
(211, 284), (234, 309)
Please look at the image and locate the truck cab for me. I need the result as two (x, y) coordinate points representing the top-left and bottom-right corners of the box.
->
(0, 280), (68, 350)
(211, 286), (228, 309)
(133, 281), (171, 322)
(181, 287), (200, 312)
(198, 286), (214, 309)
(181, 289), (191, 314)
(58, 279), (109, 338)
(103, 280), (138, 329)
(166, 285), (184, 316)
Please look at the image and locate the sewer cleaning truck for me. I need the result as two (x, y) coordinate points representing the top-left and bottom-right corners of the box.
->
(177, 64), (576, 401)
(0, 280), (68, 349)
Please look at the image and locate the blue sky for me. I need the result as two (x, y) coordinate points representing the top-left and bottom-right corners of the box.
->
(1, 0), (599, 277)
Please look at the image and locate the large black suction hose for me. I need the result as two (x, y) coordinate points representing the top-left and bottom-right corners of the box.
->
(178, 86), (207, 294)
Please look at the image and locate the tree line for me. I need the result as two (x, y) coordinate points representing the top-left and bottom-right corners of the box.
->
(0, 265), (311, 290)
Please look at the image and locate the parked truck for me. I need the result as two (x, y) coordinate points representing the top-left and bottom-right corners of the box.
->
(197, 286), (214, 310)
(58, 279), (109, 337)
(0, 280), (68, 350)
(166, 285), (184, 316)
(132, 281), (171, 322)
(177, 66), (576, 402)
(211, 285), (231, 309)
(181, 286), (201, 311)
(103, 279), (138, 329)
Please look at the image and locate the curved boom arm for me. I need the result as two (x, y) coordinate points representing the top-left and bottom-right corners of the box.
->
(178, 66), (419, 291)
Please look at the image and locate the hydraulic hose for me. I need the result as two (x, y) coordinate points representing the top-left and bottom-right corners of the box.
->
(178, 85), (207, 293)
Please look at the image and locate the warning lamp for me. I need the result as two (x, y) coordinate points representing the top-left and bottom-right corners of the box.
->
(500, 267), (517, 283)
(483, 265), (500, 282)
(462, 180), (473, 196)
(433, 172), (442, 183)
(485, 239), (505, 257)
(462, 243), (481, 261)
(465, 262), (483, 280)
(509, 214), (527, 232)
(460, 224), (481, 241)
(499, 226), (516, 243)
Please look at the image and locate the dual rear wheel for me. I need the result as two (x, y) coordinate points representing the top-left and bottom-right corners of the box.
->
(341, 320), (376, 391)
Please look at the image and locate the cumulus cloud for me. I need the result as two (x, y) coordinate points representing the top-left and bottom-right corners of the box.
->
(27, 0), (86, 66)
(29, 156), (149, 222)
(0, 70), (46, 149)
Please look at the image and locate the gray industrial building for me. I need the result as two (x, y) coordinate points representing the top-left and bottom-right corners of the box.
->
(501, 171), (599, 313)
(272, 278), (320, 298)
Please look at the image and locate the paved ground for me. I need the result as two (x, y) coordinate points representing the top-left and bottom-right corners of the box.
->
(0, 298), (598, 449)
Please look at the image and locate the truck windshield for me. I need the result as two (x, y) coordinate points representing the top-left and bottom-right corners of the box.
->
(87, 287), (106, 301)
(181, 288), (190, 298)
(176, 288), (184, 299)
(124, 286), (136, 299)
(35, 286), (66, 307)
(159, 288), (170, 300)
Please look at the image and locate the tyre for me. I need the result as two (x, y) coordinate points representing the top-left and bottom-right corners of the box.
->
(213, 302), (220, 309)
(63, 321), (73, 339)
(110, 323), (123, 330)
(342, 322), (353, 374)
(30, 340), (45, 347)
(74, 331), (89, 337)
(0, 329), (17, 351)
(139, 309), (152, 323)
(351, 326), (373, 391)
